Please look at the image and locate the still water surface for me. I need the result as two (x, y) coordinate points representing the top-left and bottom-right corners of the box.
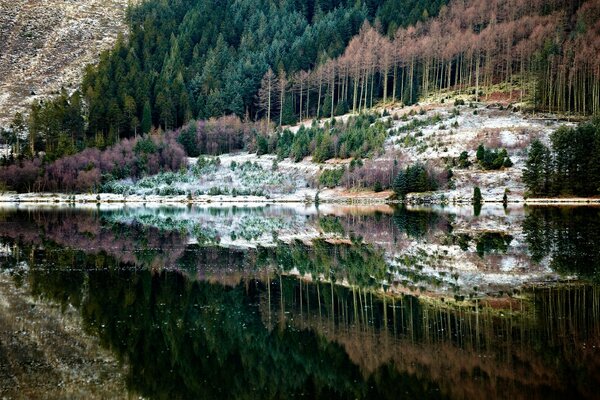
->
(0, 204), (599, 399)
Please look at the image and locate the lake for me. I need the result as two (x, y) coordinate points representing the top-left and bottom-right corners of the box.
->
(0, 204), (599, 399)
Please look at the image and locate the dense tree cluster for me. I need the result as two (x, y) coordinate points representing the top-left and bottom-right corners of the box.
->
(0, 132), (186, 193)
(475, 144), (513, 170)
(524, 207), (600, 280)
(79, 0), (446, 141)
(292, 0), (600, 119)
(523, 119), (600, 197)
(258, 113), (388, 162)
(0, 90), (84, 161)
(393, 164), (439, 199)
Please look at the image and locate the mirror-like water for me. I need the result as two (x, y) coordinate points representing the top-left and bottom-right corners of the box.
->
(0, 204), (599, 399)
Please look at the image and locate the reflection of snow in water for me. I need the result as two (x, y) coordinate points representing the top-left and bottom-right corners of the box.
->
(0, 203), (586, 299)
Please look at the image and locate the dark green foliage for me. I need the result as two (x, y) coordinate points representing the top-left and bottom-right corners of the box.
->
(476, 144), (485, 161)
(523, 139), (552, 197)
(318, 216), (345, 235)
(80, 0), (379, 139)
(393, 164), (438, 199)
(523, 207), (600, 281)
(475, 144), (512, 170)
(523, 120), (600, 197)
(319, 168), (344, 188)
(28, 89), (85, 160)
(141, 100), (152, 134)
(177, 122), (199, 157)
(312, 131), (334, 163)
(475, 233), (513, 258)
(256, 135), (269, 156)
(473, 187), (482, 205)
(376, 0), (448, 35)
(274, 113), (386, 163)
(473, 186), (482, 216)
(392, 207), (445, 238)
(457, 151), (472, 168)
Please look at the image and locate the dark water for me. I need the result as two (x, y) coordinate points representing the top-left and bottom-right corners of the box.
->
(0, 204), (599, 399)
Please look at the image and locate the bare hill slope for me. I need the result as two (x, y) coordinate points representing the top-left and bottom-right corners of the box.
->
(0, 0), (131, 127)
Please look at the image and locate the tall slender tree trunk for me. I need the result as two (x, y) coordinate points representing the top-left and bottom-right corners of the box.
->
(353, 77), (358, 113)
(317, 82), (322, 119)
(475, 51), (480, 102)
(392, 64), (397, 102)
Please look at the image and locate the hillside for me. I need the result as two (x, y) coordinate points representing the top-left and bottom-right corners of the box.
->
(0, 0), (131, 127)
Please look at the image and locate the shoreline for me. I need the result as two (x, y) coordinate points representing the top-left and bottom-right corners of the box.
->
(1, 192), (600, 205)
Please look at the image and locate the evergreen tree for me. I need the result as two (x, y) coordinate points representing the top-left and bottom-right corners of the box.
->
(473, 186), (482, 204)
(523, 139), (551, 197)
(393, 164), (438, 199)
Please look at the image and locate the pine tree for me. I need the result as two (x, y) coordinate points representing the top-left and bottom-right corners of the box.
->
(523, 139), (551, 196)
(476, 144), (485, 162)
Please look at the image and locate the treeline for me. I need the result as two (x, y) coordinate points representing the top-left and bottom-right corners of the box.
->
(523, 119), (600, 197)
(524, 207), (600, 279)
(393, 164), (439, 199)
(0, 111), (392, 193)
(0, 132), (186, 193)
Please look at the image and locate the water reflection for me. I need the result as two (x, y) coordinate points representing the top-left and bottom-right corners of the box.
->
(523, 206), (600, 280)
(0, 205), (599, 399)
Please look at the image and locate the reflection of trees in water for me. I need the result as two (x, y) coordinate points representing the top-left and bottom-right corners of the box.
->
(18, 252), (600, 400)
(22, 266), (445, 399)
(0, 209), (187, 269)
(392, 207), (450, 239)
(256, 239), (388, 289)
(3, 207), (600, 398)
(523, 207), (600, 280)
(450, 232), (513, 258)
(315, 207), (449, 251)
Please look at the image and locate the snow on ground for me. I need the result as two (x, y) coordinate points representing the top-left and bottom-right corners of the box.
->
(0, 100), (583, 205)
(383, 102), (570, 202)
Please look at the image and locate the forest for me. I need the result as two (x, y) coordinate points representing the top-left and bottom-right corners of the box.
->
(77, 0), (447, 144)
(0, 0), (599, 195)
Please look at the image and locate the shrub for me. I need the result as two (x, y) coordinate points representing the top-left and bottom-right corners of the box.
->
(0, 133), (186, 193)
(458, 151), (472, 168)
